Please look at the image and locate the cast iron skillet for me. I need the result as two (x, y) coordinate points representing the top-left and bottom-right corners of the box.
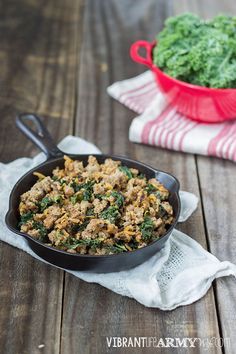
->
(5, 113), (181, 273)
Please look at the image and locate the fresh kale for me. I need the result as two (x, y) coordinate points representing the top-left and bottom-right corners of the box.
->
(154, 191), (166, 201)
(127, 240), (139, 250)
(64, 238), (102, 250)
(65, 238), (127, 253)
(153, 13), (236, 88)
(145, 184), (166, 201)
(71, 179), (95, 192)
(52, 176), (66, 185)
(83, 189), (92, 201)
(72, 195), (78, 204)
(157, 205), (167, 218)
(86, 207), (94, 216)
(94, 194), (106, 200)
(94, 192), (124, 208)
(53, 195), (63, 204)
(39, 195), (62, 211)
(119, 166), (133, 180)
(71, 180), (95, 201)
(19, 211), (33, 226)
(70, 209), (94, 233)
(32, 221), (48, 241)
(70, 195), (81, 205)
(70, 181), (79, 192)
(111, 191), (124, 208)
(71, 219), (90, 233)
(100, 206), (121, 224)
(145, 183), (157, 194)
(139, 216), (155, 242)
(106, 243), (128, 253)
(137, 173), (145, 179)
(39, 197), (53, 212)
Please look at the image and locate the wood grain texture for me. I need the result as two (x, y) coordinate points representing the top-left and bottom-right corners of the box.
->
(0, 243), (63, 354)
(0, 0), (81, 162)
(197, 158), (236, 354)
(0, 0), (83, 353)
(172, 2), (236, 353)
(61, 1), (221, 353)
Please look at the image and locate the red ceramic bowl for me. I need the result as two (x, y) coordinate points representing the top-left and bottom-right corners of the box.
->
(130, 40), (236, 123)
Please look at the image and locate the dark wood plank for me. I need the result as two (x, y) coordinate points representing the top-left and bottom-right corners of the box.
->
(61, 1), (221, 353)
(0, 0), (82, 353)
(172, 1), (236, 353)
(0, 243), (63, 354)
(197, 157), (236, 354)
(0, 0), (81, 161)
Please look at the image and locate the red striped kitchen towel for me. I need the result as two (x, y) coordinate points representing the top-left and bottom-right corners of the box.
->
(107, 71), (236, 162)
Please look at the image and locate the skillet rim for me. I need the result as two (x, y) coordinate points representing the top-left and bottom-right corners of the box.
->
(5, 153), (181, 259)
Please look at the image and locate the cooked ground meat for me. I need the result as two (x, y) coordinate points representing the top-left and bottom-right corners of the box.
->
(18, 155), (174, 255)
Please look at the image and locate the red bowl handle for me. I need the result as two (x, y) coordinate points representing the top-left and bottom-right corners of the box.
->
(130, 40), (153, 68)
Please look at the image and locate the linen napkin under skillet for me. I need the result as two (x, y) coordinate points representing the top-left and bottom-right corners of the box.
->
(107, 71), (236, 163)
(1, 136), (236, 310)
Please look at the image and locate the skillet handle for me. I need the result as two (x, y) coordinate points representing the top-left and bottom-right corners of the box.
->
(16, 113), (64, 159)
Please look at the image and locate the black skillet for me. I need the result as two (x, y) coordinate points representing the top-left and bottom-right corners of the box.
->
(5, 113), (181, 273)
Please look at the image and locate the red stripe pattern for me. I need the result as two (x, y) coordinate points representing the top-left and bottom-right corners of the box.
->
(108, 71), (236, 162)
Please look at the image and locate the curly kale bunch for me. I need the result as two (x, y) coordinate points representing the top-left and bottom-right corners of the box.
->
(153, 13), (236, 88)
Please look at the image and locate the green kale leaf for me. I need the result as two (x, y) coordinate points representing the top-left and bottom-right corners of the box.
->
(64, 238), (102, 250)
(153, 13), (236, 88)
(111, 191), (124, 208)
(32, 221), (48, 241)
(106, 243), (128, 253)
(145, 183), (157, 194)
(139, 216), (155, 242)
(39, 195), (62, 212)
(100, 206), (121, 224)
(19, 211), (33, 226)
(71, 180), (95, 201)
(119, 166), (133, 180)
(39, 197), (53, 212)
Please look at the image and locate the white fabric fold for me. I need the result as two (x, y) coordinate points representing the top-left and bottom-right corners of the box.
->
(107, 71), (236, 163)
(1, 136), (235, 310)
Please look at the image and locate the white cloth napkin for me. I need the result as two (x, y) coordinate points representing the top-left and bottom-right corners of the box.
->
(107, 71), (236, 163)
(1, 136), (236, 310)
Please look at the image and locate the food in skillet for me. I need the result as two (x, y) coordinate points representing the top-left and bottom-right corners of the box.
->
(18, 156), (174, 255)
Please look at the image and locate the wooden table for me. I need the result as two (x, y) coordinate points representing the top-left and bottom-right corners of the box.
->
(0, 0), (236, 353)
